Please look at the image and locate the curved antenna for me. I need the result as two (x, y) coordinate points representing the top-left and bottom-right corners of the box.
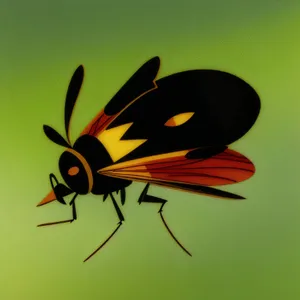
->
(65, 65), (84, 145)
(43, 125), (70, 148)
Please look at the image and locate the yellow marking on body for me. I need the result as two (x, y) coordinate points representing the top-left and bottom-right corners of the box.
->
(164, 112), (194, 127)
(98, 123), (147, 162)
(98, 149), (192, 173)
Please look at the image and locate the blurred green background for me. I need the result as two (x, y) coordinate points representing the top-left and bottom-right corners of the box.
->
(1, 1), (300, 299)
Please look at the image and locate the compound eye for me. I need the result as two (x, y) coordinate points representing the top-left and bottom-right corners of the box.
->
(68, 166), (80, 176)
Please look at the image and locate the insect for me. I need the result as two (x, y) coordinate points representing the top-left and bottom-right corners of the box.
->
(37, 56), (260, 262)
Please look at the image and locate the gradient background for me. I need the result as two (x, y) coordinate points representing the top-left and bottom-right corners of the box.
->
(1, 1), (300, 299)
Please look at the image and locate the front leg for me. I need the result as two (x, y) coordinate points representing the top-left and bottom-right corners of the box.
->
(37, 194), (78, 227)
(138, 183), (192, 256)
(83, 193), (125, 262)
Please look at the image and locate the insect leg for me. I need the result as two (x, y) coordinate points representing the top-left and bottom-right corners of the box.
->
(83, 193), (124, 262)
(138, 183), (192, 256)
(37, 194), (78, 227)
(120, 188), (126, 205)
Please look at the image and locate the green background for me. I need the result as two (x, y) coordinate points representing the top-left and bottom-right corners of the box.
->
(1, 1), (300, 299)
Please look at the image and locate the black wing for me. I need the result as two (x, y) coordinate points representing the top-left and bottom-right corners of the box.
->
(104, 66), (260, 163)
(80, 57), (160, 136)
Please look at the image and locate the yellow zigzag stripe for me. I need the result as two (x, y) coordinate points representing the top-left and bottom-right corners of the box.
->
(97, 123), (147, 162)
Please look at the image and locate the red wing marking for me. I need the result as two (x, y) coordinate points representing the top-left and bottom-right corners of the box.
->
(80, 109), (118, 137)
(98, 148), (255, 187)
